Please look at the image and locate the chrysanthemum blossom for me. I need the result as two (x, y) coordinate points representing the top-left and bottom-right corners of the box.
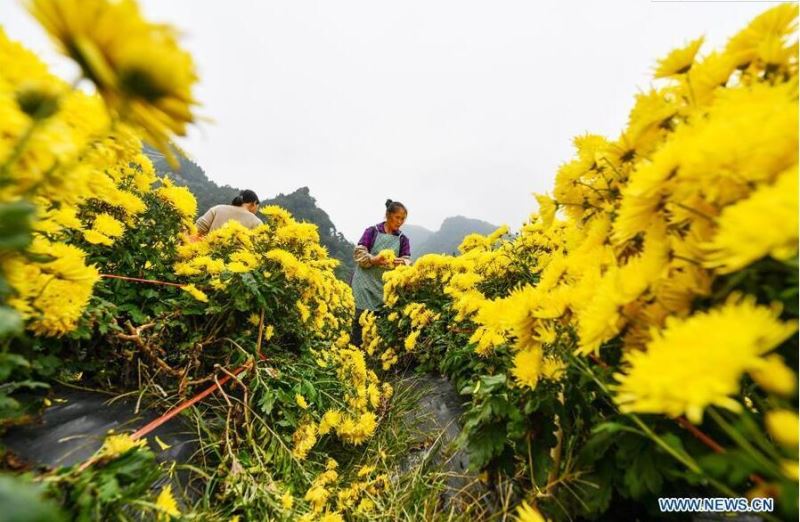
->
(654, 37), (705, 78)
(615, 295), (797, 423)
(27, 0), (198, 163)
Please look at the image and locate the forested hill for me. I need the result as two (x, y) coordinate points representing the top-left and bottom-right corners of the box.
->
(401, 224), (434, 250)
(412, 216), (498, 259)
(143, 145), (356, 280)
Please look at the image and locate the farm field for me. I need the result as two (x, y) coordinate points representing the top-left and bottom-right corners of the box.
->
(0, 1), (797, 521)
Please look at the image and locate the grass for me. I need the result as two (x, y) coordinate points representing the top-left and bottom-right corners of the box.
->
(46, 361), (515, 520)
(353, 373), (503, 521)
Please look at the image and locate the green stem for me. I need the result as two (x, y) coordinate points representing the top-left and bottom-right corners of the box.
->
(0, 118), (44, 181)
(627, 414), (701, 474)
(670, 201), (716, 222)
(601, 156), (625, 182)
(708, 408), (782, 479)
(574, 180), (611, 200)
(570, 353), (740, 497)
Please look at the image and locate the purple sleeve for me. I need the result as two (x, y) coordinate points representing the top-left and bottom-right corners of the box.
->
(358, 226), (377, 251)
(400, 235), (411, 257)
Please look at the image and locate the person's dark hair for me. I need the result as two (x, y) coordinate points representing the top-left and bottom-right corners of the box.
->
(385, 199), (407, 214)
(232, 189), (259, 207)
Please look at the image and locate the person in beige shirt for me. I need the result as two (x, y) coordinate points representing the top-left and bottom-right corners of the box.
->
(195, 189), (263, 236)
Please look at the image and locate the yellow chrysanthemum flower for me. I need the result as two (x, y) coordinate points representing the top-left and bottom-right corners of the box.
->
(100, 433), (145, 458)
(4, 239), (100, 336)
(155, 484), (180, 520)
(725, 3), (799, 67)
(318, 512), (343, 522)
(156, 178), (197, 220)
(296, 301), (311, 322)
(318, 409), (342, 437)
(225, 261), (250, 273)
(92, 213), (125, 238)
(291, 422), (318, 460)
(765, 410), (799, 448)
(356, 498), (375, 514)
(259, 204), (293, 227)
(704, 166), (798, 273)
(515, 500), (545, 522)
(404, 330), (420, 352)
(181, 283), (208, 303)
(511, 348), (543, 390)
(749, 354), (796, 396)
(615, 295), (798, 423)
(295, 394), (309, 410)
(27, 0), (198, 163)
(304, 484), (329, 512)
(83, 228), (114, 246)
(376, 248), (396, 266)
(534, 194), (557, 229)
(280, 491), (294, 510)
(541, 357), (567, 381)
(654, 37), (705, 78)
(336, 412), (377, 445)
(264, 325), (275, 341)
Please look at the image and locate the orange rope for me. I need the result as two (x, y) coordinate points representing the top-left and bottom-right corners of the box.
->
(100, 273), (185, 288)
(131, 310), (267, 441)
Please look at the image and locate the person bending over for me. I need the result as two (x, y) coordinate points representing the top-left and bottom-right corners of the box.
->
(195, 189), (262, 236)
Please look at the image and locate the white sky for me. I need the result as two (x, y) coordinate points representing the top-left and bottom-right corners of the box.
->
(1, 1), (778, 242)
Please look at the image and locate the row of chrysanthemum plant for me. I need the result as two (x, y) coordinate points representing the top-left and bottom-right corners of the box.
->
(0, 1), (403, 521)
(366, 4), (799, 520)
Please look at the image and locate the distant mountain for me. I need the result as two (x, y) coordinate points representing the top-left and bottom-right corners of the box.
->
(144, 145), (356, 281)
(401, 224), (434, 251)
(413, 216), (498, 260)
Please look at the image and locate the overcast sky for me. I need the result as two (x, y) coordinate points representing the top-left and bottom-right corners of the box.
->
(2, 1), (776, 241)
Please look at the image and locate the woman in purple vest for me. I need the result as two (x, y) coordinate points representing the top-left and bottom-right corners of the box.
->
(350, 199), (411, 346)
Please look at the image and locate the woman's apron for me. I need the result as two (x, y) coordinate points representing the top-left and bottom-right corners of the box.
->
(352, 228), (402, 311)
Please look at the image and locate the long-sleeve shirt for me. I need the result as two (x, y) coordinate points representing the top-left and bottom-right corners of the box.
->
(353, 222), (411, 268)
(195, 205), (263, 235)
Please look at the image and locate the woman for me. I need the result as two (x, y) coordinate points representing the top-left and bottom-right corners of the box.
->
(195, 189), (263, 236)
(351, 199), (411, 346)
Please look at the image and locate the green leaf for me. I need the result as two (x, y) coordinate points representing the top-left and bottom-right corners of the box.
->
(0, 306), (23, 337)
(466, 423), (507, 470)
(258, 387), (277, 415)
(0, 474), (67, 522)
(698, 450), (760, 485)
(531, 433), (555, 487)
(572, 459), (615, 516)
(479, 373), (507, 392)
(623, 451), (663, 499)
(0, 353), (30, 380)
(577, 428), (618, 466)
(592, 421), (631, 435)
(0, 201), (34, 251)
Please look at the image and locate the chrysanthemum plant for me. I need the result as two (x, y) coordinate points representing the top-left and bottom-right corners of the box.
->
(371, 4), (799, 520)
(1, 1), (394, 520)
